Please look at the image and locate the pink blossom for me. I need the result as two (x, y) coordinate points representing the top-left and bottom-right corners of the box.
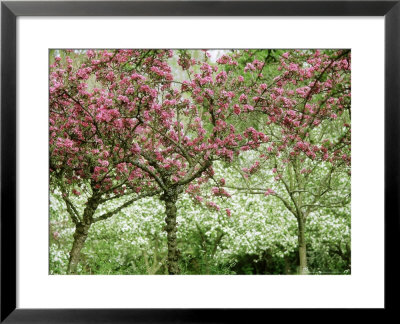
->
(239, 94), (247, 103)
(98, 159), (109, 167)
(233, 104), (241, 115)
(264, 188), (275, 196)
(243, 104), (254, 112)
(131, 143), (141, 154)
(206, 201), (220, 212)
(244, 63), (256, 72)
(215, 71), (227, 83)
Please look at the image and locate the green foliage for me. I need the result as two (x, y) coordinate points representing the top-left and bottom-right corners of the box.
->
(49, 173), (350, 275)
(49, 49), (351, 275)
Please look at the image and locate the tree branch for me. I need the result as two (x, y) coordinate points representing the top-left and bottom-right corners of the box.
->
(177, 160), (212, 187)
(92, 191), (161, 223)
(62, 196), (81, 224)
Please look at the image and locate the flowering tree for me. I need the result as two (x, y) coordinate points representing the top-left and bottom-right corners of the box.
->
(50, 49), (271, 274)
(50, 49), (350, 275)
(50, 50), (166, 273)
(220, 49), (351, 274)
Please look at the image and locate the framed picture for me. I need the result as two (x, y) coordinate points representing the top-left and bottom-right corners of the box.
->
(1, 0), (398, 322)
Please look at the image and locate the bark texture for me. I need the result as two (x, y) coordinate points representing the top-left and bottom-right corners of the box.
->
(67, 222), (90, 274)
(67, 198), (98, 274)
(297, 216), (309, 275)
(162, 190), (180, 275)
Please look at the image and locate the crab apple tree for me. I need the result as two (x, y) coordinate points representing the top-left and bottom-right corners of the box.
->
(50, 49), (267, 274)
(222, 49), (351, 274)
(50, 50), (164, 273)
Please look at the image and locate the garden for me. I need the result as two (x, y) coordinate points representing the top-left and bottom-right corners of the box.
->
(49, 49), (351, 275)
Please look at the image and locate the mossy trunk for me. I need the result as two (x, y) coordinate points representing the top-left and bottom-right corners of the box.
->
(67, 198), (98, 274)
(67, 222), (90, 274)
(297, 216), (308, 275)
(162, 191), (180, 275)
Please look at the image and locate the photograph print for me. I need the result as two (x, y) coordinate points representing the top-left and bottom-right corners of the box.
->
(49, 49), (351, 275)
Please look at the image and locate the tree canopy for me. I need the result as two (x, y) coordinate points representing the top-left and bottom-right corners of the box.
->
(49, 49), (351, 275)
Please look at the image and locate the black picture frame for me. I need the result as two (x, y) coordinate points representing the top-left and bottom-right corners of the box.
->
(1, 1), (399, 322)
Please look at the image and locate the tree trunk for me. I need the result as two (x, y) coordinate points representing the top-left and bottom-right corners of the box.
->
(67, 222), (90, 274)
(297, 216), (309, 275)
(284, 255), (290, 274)
(162, 191), (180, 275)
(67, 198), (98, 274)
